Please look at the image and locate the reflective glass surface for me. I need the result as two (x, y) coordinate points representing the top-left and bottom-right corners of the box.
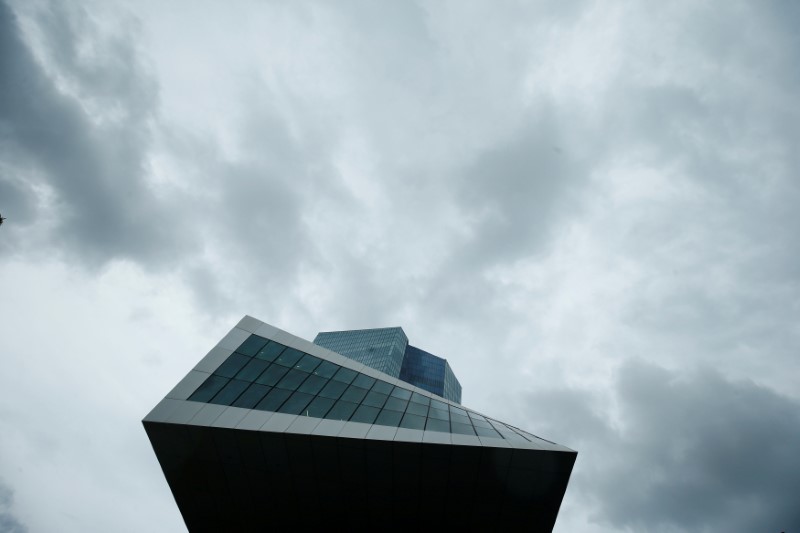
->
(314, 327), (408, 378)
(351, 405), (380, 424)
(209, 379), (249, 405)
(232, 383), (271, 409)
(188, 333), (532, 440)
(314, 328), (462, 402)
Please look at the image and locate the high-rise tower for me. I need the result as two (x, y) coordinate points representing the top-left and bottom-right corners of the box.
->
(314, 327), (462, 403)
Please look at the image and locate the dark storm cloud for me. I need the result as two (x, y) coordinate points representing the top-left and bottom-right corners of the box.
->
(0, 0), (594, 327)
(0, 0), (333, 318)
(0, 0), (183, 265)
(525, 361), (800, 532)
(0, 479), (26, 533)
(31, 2), (155, 116)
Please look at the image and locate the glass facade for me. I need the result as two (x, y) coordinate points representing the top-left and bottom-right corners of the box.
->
(400, 345), (452, 400)
(188, 333), (538, 443)
(314, 329), (462, 403)
(313, 327), (408, 378)
(443, 361), (462, 405)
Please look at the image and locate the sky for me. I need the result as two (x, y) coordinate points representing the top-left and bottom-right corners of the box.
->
(1, 0), (799, 531)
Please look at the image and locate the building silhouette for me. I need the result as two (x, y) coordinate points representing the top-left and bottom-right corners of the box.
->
(143, 316), (576, 531)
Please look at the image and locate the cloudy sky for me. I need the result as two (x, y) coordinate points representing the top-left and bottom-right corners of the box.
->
(1, 0), (799, 531)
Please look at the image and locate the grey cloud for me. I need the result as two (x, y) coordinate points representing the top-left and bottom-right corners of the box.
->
(279, 108), (586, 335)
(454, 110), (581, 268)
(404, 110), (585, 337)
(157, 97), (348, 317)
(30, 1), (155, 117)
(525, 361), (800, 532)
(0, 0), (321, 319)
(0, 177), (37, 226)
(0, 479), (26, 533)
(536, 2), (800, 390)
(0, 0), (594, 327)
(1, 1), (800, 531)
(0, 0), (183, 266)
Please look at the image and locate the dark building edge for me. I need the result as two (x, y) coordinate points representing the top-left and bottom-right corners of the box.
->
(144, 419), (576, 532)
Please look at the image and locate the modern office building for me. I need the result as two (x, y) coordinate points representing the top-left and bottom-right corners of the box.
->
(143, 316), (576, 531)
(314, 327), (462, 403)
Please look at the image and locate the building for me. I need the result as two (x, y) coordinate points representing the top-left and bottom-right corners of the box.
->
(143, 316), (576, 531)
(314, 327), (462, 403)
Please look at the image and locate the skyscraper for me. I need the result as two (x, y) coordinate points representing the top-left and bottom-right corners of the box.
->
(314, 327), (462, 403)
(143, 316), (576, 531)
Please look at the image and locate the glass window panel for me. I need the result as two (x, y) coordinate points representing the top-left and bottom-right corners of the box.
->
(305, 396), (335, 418)
(278, 391), (314, 415)
(489, 420), (518, 436)
(474, 426), (501, 438)
(275, 368), (310, 391)
(235, 358), (269, 382)
(340, 385), (368, 404)
(275, 348), (304, 368)
(255, 364), (289, 387)
(429, 408), (450, 421)
(314, 361), (339, 378)
(509, 427), (532, 442)
(451, 422), (476, 436)
(294, 354), (321, 373)
(389, 387), (412, 400)
(425, 418), (450, 433)
(209, 379), (250, 406)
(410, 393), (430, 406)
(318, 379), (348, 400)
(255, 388), (292, 412)
(493, 425), (528, 443)
(374, 409), (403, 427)
(362, 391), (388, 409)
(469, 416), (493, 428)
(405, 402), (429, 417)
(236, 335), (268, 357)
(516, 429), (540, 441)
(350, 405), (380, 424)
(371, 381), (394, 395)
(324, 400), (358, 421)
(352, 374), (376, 390)
(232, 383), (272, 409)
(255, 341), (285, 362)
(468, 412), (487, 422)
(297, 374), (328, 395)
(383, 397), (408, 413)
(332, 367), (357, 384)
(430, 399), (449, 411)
(450, 406), (468, 417)
(451, 413), (471, 426)
(188, 375), (228, 403)
(214, 353), (251, 378)
(399, 413), (426, 430)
